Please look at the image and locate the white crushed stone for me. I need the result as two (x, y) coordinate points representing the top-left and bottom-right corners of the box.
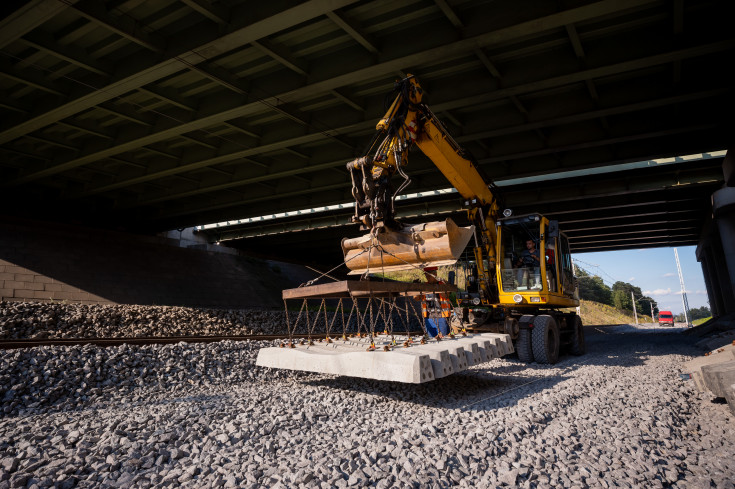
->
(1, 325), (734, 488)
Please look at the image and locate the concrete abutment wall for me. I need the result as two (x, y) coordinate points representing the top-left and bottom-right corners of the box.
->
(0, 216), (314, 308)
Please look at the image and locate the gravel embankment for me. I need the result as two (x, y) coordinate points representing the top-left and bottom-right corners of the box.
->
(0, 301), (421, 339)
(1, 324), (734, 488)
(0, 301), (281, 338)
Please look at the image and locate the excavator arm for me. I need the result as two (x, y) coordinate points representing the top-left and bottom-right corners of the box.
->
(414, 110), (501, 302)
(346, 76), (424, 230)
(343, 75), (501, 301)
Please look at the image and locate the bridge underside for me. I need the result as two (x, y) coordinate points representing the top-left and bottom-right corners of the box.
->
(0, 0), (734, 311)
(0, 1), (732, 245)
(216, 154), (724, 261)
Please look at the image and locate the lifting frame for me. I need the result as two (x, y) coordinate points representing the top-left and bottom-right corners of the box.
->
(255, 281), (515, 384)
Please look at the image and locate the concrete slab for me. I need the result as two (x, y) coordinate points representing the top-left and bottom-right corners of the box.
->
(326, 334), (460, 378)
(482, 340), (500, 359)
(696, 332), (735, 352)
(474, 339), (495, 362)
(451, 338), (481, 365)
(682, 349), (735, 392)
(701, 361), (735, 398)
(255, 333), (513, 384)
(480, 333), (515, 355)
(401, 347), (453, 379)
(256, 344), (435, 383)
(706, 343), (735, 356)
(726, 383), (735, 416)
(401, 339), (469, 372)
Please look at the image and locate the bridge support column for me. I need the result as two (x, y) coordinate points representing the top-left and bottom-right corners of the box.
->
(697, 149), (735, 317)
(699, 252), (720, 317)
(712, 186), (735, 313)
(697, 232), (731, 317)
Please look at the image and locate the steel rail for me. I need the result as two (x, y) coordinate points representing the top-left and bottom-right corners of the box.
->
(0, 332), (424, 350)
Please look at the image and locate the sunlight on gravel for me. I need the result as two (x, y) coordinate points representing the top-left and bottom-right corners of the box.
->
(597, 323), (689, 334)
(1, 322), (734, 488)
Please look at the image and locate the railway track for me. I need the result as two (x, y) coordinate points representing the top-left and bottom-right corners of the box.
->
(0, 332), (423, 350)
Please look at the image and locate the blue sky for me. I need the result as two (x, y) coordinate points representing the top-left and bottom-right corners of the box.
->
(573, 246), (708, 315)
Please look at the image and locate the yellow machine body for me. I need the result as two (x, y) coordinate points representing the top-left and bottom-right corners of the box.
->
(343, 74), (580, 310)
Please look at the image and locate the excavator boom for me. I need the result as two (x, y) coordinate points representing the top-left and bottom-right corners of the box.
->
(343, 75), (498, 278)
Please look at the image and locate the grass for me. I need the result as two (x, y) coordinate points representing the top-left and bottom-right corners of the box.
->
(579, 300), (653, 325)
(373, 266), (464, 285)
(692, 316), (712, 326)
(374, 269), (656, 326)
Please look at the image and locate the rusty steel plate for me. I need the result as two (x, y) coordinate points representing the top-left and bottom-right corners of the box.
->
(282, 280), (458, 300)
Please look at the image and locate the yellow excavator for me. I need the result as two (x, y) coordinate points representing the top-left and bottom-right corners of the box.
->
(341, 75), (584, 364)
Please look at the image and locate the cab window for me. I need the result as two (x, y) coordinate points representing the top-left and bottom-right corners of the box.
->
(499, 220), (541, 292)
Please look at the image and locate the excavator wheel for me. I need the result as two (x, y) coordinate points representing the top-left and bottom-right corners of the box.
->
(531, 315), (560, 364)
(516, 315), (535, 363)
(569, 314), (586, 356)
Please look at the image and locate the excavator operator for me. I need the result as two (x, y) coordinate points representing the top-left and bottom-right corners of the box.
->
(516, 239), (540, 288)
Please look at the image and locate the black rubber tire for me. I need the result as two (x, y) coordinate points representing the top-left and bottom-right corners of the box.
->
(569, 314), (586, 356)
(516, 328), (533, 363)
(516, 315), (534, 363)
(531, 315), (560, 364)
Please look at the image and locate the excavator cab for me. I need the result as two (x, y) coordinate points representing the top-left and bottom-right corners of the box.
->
(496, 213), (578, 308)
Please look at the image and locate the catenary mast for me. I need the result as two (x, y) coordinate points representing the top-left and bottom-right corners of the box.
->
(674, 248), (691, 327)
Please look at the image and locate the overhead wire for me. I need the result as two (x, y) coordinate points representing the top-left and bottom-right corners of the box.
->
(573, 258), (658, 309)
(572, 257), (621, 286)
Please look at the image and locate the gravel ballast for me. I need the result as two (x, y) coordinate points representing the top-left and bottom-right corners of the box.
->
(0, 301), (421, 340)
(0, 301), (288, 339)
(1, 324), (734, 488)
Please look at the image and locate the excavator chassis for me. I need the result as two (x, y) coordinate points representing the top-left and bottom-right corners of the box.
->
(255, 280), (514, 384)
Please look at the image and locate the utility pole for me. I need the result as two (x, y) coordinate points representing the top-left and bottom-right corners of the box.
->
(631, 290), (638, 324)
(674, 248), (692, 327)
(650, 301), (655, 321)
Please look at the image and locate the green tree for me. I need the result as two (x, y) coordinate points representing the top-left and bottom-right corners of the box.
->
(689, 306), (711, 320)
(613, 289), (633, 311)
(611, 281), (645, 312)
(636, 295), (657, 316)
(612, 281), (642, 297)
(672, 307), (710, 323)
(577, 268), (613, 305)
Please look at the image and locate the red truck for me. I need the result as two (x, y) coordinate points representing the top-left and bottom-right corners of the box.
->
(658, 311), (674, 326)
